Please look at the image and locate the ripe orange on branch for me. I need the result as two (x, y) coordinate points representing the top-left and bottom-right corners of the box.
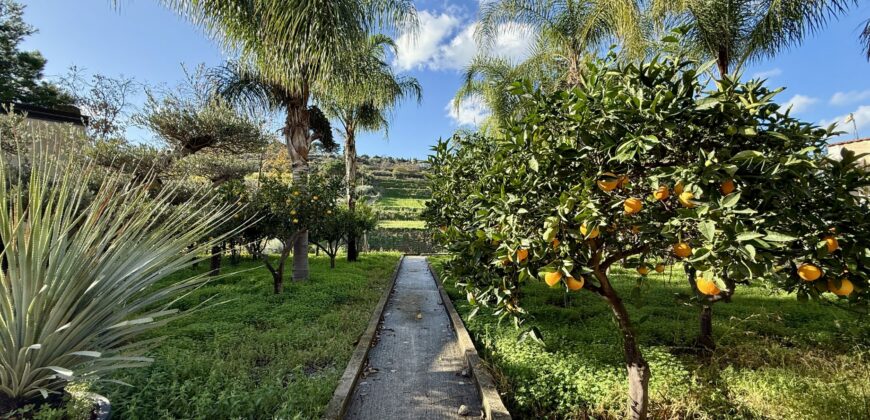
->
(824, 236), (839, 253)
(597, 172), (620, 192)
(797, 263), (822, 281)
(828, 278), (854, 296)
(545, 271), (563, 287)
(720, 179), (735, 195)
(624, 198), (643, 214)
(580, 223), (600, 239)
(516, 248), (529, 263)
(655, 264), (665, 273)
(673, 242), (692, 258)
(696, 277), (721, 295)
(636, 266), (650, 276)
(566, 276), (585, 291)
(653, 185), (669, 201)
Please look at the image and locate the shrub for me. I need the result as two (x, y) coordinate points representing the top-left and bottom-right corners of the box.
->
(0, 139), (240, 412)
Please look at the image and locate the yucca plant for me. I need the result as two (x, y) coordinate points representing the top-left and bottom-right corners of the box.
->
(0, 139), (242, 411)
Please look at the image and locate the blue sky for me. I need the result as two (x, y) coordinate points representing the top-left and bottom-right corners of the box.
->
(20, 0), (870, 158)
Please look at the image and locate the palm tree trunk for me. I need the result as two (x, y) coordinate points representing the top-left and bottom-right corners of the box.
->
(285, 96), (311, 281)
(717, 47), (729, 77)
(345, 129), (359, 262)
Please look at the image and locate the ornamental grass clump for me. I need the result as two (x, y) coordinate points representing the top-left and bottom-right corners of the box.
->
(0, 140), (241, 411)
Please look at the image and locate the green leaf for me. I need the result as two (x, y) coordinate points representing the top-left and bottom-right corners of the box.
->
(721, 192), (741, 208)
(699, 221), (716, 242)
(736, 232), (764, 242)
(764, 231), (797, 242)
(529, 157), (539, 172)
(730, 150), (764, 161)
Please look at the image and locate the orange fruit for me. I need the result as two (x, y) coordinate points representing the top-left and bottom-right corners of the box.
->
(720, 179), (735, 195)
(551, 239), (560, 249)
(696, 277), (721, 295)
(580, 223), (600, 239)
(678, 192), (696, 208)
(516, 248), (529, 262)
(824, 236), (839, 253)
(597, 172), (620, 192)
(544, 271), (562, 287)
(637, 266), (650, 276)
(655, 263), (665, 273)
(566, 276), (585, 291)
(797, 263), (822, 281)
(828, 278), (854, 296)
(653, 185), (669, 201)
(673, 242), (692, 258)
(624, 198), (643, 214)
(674, 182), (685, 194)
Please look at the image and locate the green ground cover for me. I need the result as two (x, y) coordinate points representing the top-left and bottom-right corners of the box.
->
(377, 220), (427, 229)
(376, 197), (427, 209)
(97, 253), (400, 419)
(430, 257), (870, 419)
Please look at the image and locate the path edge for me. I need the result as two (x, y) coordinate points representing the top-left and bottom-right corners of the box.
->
(426, 258), (512, 420)
(322, 255), (405, 420)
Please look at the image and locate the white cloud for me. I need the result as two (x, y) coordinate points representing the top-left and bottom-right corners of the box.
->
(394, 10), (534, 71)
(446, 95), (490, 126)
(820, 105), (870, 138)
(394, 11), (461, 71)
(782, 94), (817, 114)
(752, 68), (782, 79)
(829, 89), (870, 106)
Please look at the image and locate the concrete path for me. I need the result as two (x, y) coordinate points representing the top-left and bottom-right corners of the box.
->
(344, 256), (483, 419)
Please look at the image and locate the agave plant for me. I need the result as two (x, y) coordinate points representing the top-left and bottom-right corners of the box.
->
(0, 139), (241, 410)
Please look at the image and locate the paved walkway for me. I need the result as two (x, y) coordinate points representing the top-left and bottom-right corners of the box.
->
(344, 256), (482, 419)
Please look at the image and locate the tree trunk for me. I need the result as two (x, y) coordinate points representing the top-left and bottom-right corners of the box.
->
(699, 305), (715, 351)
(209, 244), (222, 276)
(685, 265), (716, 351)
(330, 255), (336, 268)
(345, 131), (359, 262)
(285, 96), (311, 281)
(598, 272), (650, 420)
(717, 47), (729, 77)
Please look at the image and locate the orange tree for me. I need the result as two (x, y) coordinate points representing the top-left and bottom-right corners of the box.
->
(425, 49), (870, 419)
(250, 168), (342, 293)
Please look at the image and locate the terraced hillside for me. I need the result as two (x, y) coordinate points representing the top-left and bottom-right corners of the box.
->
(358, 156), (438, 253)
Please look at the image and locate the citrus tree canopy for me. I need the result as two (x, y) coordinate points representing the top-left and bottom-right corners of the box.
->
(426, 43), (870, 419)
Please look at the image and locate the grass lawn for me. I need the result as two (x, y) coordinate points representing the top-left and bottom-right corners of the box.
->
(97, 253), (400, 419)
(375, 197), (427, 208)
(377, 220), (427, 229)
(430, 256), (870, 419)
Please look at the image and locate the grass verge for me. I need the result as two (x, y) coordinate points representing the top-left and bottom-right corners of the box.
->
(96, 253), (400, 419)
(430, 256), (870, 419)
(377, 220), (427, 229)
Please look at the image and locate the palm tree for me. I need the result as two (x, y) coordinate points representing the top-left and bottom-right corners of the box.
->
(454, 41), (563, 131)
(651, 0), (856, 75)
(477, 0), (646, 85)
(862, 18), (870, 60)
(208, 62), (336, 279)
(163, 0), (418, 279)
(318, 34), (422, 261)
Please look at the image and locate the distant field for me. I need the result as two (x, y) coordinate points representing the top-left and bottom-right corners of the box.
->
(378, 220), (426, 229)
(376, 197), (427, 208)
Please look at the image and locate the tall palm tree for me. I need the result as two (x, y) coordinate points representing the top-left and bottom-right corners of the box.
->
(163, 0), (417, 279)
(477, 0), (646, 85)
(651, 0), (856, 75)
(208, 62), (336, 279)
(318, 34), (422, 261)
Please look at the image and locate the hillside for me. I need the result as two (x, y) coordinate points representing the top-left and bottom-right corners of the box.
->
(357, 156), (437, 253)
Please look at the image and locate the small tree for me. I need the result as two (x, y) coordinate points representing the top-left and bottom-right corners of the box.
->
(255, 169), (342, 293)
(58, 67), (136, 139)
(427, 45), (869, 419)
(310, 203), (378, 268)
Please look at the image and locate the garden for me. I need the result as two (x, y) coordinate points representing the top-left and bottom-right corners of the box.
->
(1, 0), (870, 419)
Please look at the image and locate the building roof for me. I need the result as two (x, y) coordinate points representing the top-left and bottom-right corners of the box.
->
(829, 137), (870, 147)
(1, 103), (88, 126)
